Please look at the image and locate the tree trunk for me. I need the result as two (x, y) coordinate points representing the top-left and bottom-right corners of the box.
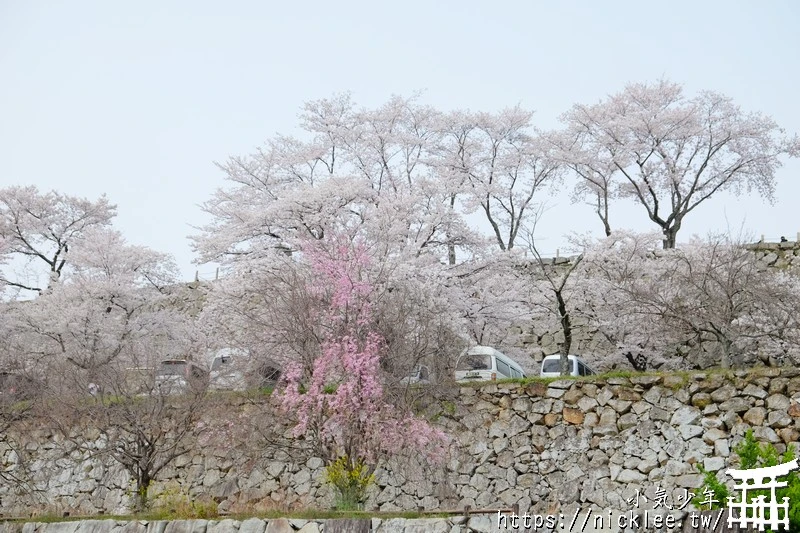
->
(662, 220), (681, 249)
(595, 191), (612, 237)
(719, 337), (732, 369)
(448, 194), (457, 265)
(663, 233), (676, 249)
(136, 468), (151, 511)
(556, 289), (573, 375)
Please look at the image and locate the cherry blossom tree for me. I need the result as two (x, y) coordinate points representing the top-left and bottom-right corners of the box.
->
(194, 94), (554, 380)
(579, 231), (677, 370)
(276, 235), (449, 509)
(434, 107), (563, 252)
(522, 229), (587, 375)
(636, 236), (800, 368)
(581, 231), (800, 370)
(193, 94), (569, 270)
(560, 79), (800, 247)
(0, 186), (116, 296)
(193, 94), (474, 269)
(447, 252), (534, 352)
(13, 228), (186, 380)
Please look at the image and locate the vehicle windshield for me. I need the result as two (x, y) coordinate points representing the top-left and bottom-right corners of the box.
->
(542, 359), (566, 373)
(456, 354), (491, 371)
(157, 362), (187, 376)
(211, 356), (231, 371)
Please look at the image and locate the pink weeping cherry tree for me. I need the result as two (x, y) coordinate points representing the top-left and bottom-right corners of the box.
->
(276, 233), (449, 509)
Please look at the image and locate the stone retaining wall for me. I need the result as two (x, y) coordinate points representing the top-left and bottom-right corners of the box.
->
(2, 368), (799, 520)
(0, 516), (498, 533)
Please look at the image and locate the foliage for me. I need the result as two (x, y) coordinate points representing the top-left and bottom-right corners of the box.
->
(324, 455), (376, 511)
(149, 482), (219, 519)
(693, 464), (730, 510)
(733, 430), (800, 532)
(697, 429), (800, 531)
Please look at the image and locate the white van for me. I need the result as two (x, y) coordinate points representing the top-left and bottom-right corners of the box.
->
(540, 354), (596, 378)
(455, 346), (526, 382)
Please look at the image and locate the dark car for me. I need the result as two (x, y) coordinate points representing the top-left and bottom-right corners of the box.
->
(250, 359), (282, 390)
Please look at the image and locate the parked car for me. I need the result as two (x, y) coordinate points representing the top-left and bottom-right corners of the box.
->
(399, 364), (432, 385)
(539, 354), (596, 378)
(455, 346), (526, 382)
(209, 349), (246, 391)
(155, 360), (209, 393)
(249, 358), (282, 390)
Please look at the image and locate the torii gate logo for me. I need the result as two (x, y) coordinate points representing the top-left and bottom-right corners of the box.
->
(726, 459), (799, 531)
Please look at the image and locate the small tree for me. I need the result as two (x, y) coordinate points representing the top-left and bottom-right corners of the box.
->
(46, 369), (209, 512)
(0, 336), (39, 496)
(276, 235), (449, 509)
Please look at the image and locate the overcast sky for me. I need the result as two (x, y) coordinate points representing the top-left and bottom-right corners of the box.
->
(2, 1), (799, 281)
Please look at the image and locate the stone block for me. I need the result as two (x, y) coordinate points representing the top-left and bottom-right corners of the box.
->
(617, 413), (638, 430)
(563, 407), (584, 425)
(743, 407), (766, 426)
(206, 520), (239, 533)
(742, 383), (768, 399)
(670, 406), (701, 426)
(238, 519), (265, 533)
(719, 398), (751, 413)
(264, 520), (292, 533)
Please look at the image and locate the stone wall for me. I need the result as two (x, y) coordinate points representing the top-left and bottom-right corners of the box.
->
(744, 239), (800, 269)
(2, 368), (799, 520)
(1, 516), (503, 533)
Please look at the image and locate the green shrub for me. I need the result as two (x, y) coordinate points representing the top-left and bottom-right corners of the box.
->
(697, 429), (799, 531)
(693, 464), (729, 510)
(149, 482), (219, 519)
(324, 455), (375, 511)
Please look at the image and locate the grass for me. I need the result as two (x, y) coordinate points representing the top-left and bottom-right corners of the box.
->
(453, 365), (749, 388)
(8, 509), (454, 523)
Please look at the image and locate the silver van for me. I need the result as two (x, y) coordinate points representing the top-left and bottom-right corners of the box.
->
(455, 346), (526, 382)
(540, 354), (596, 378)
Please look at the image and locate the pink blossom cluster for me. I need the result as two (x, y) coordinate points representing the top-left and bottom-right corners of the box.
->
(303, 234), (374, 328)
(278, 235), (449, 466)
